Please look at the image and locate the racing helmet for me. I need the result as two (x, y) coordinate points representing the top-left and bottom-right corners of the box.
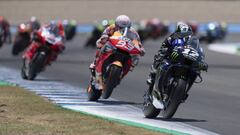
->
(47, 23), (60, 36)
(115, 15), (131, 29)
(176, 22), (193, 41)
(30, 16), (37, 22)
(101, 19), (109, 27)
(176, 22), (192, 33)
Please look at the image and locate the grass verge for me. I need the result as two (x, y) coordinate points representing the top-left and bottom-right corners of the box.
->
(0, 86), (167, 135)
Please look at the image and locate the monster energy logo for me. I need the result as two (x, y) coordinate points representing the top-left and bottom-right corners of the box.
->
(171, 52), (178, 60)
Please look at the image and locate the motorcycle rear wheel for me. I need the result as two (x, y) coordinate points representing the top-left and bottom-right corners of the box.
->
(160, 79), (186, 119)
(0, 38), (3, 48)
(12, 35), (30, 56)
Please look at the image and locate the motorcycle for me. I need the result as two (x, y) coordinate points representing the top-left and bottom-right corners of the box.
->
(138, 19), (169, 42)
(63, 20), (77, 41)
(85, 20), (114, 47)
(84, 25), (105, 48)
(143, 37), (205, 119)
(87, 27), (142, 101)
(0, 25), (4, 47)
(12, 23), (32, 55)
(199, 22), (227, 44)
(186, 21), (199, 35)
(21, 27), (64, 80)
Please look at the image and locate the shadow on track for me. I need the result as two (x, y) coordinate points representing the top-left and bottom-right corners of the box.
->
(34, 78), (64, 82)
(97, 100), (143, 106)
(156, 117), (207, 123)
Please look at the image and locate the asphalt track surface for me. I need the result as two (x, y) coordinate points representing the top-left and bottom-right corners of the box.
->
(0, 34), (240, 135)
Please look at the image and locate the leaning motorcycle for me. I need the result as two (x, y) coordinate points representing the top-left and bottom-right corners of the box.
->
(143, 37), (205, 119)
(0, 25), (4, 47)
(21, 27), (63, 80)
(12, 23), (32, 55)
(87, 28), (142, 101)
(84, 26), (103, 48)
(64, 21), (77, 41)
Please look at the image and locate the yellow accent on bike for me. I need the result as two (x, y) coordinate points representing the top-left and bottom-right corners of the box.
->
(112, 61), (123, 67)
(112, 31), (122, 37)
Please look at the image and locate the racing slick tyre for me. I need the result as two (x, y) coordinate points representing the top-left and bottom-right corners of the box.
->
(21, 58), (28, 79)
(143, 91), (161, 118)
(160, 79), (186, 119)
(27, 52), (47, 80)
(12, 35), (30, 56)
(101, 65), (122, 99)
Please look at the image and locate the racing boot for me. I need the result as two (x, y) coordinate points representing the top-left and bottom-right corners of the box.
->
(146, 62), (158, 87)
(89, 62), (96, 77)
(95, 73), (104, 90)
(89, 50), (101, 77)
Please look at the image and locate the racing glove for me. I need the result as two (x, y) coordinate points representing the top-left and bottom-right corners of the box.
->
(198, 61), (208, 71)
(154, 47), (167, 62)
(96, 34), (109, 49)
(139, 47), (145, 56)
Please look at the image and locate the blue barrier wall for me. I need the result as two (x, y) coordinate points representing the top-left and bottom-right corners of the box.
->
(10, 23), (240, 34)
(77, 23), (240, 33)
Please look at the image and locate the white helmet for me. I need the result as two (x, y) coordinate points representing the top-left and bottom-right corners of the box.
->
(31, 16), (37, 22)
(176, 21), (193, 34)
(115, 15), (131, 28)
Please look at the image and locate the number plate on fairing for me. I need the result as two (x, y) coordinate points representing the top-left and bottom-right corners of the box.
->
(116, 40), (135, 51)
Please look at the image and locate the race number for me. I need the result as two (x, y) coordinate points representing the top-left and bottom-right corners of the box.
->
(116, 40), (126, 47)
(182, 48), (199, 58)
(116, 40), (134, 51)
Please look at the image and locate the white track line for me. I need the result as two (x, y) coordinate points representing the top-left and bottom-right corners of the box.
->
(209, 43), (240, 56)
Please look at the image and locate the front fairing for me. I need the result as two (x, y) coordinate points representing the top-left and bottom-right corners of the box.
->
(109, 30), (141, 55)
(40, 28), (63, 46)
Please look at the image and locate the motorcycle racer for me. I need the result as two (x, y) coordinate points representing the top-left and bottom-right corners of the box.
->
(29, 16), (41, 31)
(146, 22), (208, 90)
(90, 15), (145, 90)
(23, 22), (65, 66)
(0, 16), (11, 44)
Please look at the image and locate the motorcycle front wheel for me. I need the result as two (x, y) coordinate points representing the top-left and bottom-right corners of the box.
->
(21, 58), (28, 79)
(160, 79), (187, 119)
(101, 65), (122, 99)
(142, 90), (161, 118)
(27, 52), (47, 80)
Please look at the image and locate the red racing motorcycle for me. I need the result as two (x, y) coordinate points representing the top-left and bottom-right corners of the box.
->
(0, 25), (4, 47)
(21, 27), (64, 80)
(87, 28), (142, 101)
(12, 23), (32, 55)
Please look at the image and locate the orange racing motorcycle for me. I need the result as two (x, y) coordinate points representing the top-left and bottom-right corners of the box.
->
(87, 28), (142, 101)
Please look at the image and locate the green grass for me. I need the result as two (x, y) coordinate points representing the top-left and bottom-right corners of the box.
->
(0, 86), (167, 135)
